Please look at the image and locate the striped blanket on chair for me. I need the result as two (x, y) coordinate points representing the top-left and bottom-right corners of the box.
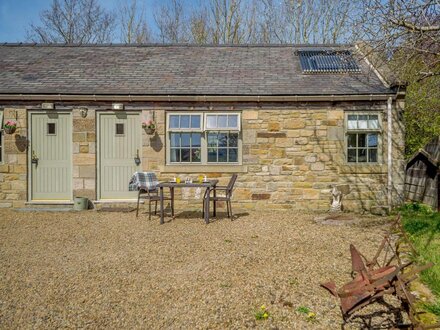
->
(128, 172), (158, 192)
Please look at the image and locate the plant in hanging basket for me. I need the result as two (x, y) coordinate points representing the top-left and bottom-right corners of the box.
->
(142, 119), (156, 135)
(3, 120), (17, 134)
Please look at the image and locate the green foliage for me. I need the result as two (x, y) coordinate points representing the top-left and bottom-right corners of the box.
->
(392, 56), (440, 158)
(423, 301), (440, 317)
(401, 210), (440, 297)
(296, 306), (310, 314)
(255, 305), (270, 320)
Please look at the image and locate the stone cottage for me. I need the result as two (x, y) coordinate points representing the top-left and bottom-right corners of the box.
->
(0, 44), (405, 212)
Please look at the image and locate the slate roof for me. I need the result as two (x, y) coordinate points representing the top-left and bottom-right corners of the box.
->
(0, 44), (391, 96)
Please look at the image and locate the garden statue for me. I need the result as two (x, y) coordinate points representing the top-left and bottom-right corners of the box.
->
(330, 185), (343, 212)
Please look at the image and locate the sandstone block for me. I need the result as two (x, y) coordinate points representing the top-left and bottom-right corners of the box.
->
(10, 181), (27, 191)
(311, 163), (325, 171)
(79, 165), (95, 178)
(268, 122), (280, 131)
(284, 119), (305, 129)
(80, 145), (89, 153)
(252, 193), (271, 200)
(328, 110), (344, 120)
(242, 110), (259, 120)
(73, 154), (95, 165)
(0, 164), (10, 173)
(12, 165), (26, 174)
(303, 189), (320, 200)
(73, 132), (87, 142)
(74, 178), (84, 189)
(257, 132), (286, 138)
(87, 132), (96, 142)
(73, 118), (95, 132)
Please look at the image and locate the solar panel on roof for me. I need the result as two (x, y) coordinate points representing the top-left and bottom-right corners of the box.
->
(297, 50), (361, 73)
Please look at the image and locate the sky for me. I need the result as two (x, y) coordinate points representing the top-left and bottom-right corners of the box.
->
(0, 0), (185, 42)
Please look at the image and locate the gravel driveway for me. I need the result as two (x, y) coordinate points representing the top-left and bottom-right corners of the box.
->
(0, 209), (404, 329)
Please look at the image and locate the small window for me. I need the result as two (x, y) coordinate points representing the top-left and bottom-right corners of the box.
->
(116, 123), (125, 135)
(168, 114), (201, 130)
(207, 131), (239, 163)
(204, 113), (240, 130)
(346, 113), (381, 163)
(47, 123), (56, 135)
(169, 132), (201, 163)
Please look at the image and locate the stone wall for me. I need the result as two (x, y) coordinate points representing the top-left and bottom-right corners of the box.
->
(0, 100), (405, 212)
(0, 108), (27, 208)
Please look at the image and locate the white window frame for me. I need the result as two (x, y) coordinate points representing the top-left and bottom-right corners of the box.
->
(166, 112), (242, 165)
(204, 113), (241, 131)
(345, 112), (382, 164)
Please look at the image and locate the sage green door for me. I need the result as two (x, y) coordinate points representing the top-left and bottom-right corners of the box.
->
(30, 112), (72, 201)
(98, 112), (141, 199)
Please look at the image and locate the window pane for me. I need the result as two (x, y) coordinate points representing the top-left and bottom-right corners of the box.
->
(229, 148), (238, 162)
(170, 149), (180, 162)
(191, 115), (201, 128)
(369, 149), (378, 162)
(358, 115), (368, 129)
(208, 148), (217, 162)
(192, 133), (201, 147)
(180, 115), (190, 128)
(181, 149), (191, 162)
(170, 133), (180, 147)
(347, 115), (357, 129)
(368, 133), (378, 147)
(207, 132), (217, 147)
(228, 115), (238, 128)
(116, 123), (124, 135)
(358, 149), (367, 162)
(192, 149), (201, 162)
(218, 148), (228, 162)
(169, 115), (179, 128)
(369, 115), (379, 129)
(206, 115), (216, 129)
(47, 123), (56, 135)
(358, 134), (366, 147)
(229, 133), (238, 147)
(347, 134), (357, 148)
(218, 115), (227, 128)
(347, 149), (357, 162)
(181, 133), (191, 147)
(218, 133), (228, 147)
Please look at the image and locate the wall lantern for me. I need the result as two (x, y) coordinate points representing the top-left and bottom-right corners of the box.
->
(41, 102), (54, 110)
(79, 107), (88, 118)
(112, 103), (124, 110)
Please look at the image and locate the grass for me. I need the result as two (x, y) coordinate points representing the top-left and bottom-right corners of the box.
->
(400, 203), (440, 317)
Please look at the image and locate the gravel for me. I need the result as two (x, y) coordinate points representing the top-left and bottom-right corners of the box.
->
(0, 209), (407, 329)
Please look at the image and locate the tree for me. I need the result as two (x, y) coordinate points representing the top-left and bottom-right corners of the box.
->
(154, 0), (189, 43)
(27, 0), (115, 44)
(119, 0), (151, 43)
(354, 0), (439, 81)
(256, 0), (356, 44)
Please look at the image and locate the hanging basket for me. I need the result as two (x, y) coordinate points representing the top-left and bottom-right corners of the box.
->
(145, 127), (156, 135)
(4, 126), (16, 134)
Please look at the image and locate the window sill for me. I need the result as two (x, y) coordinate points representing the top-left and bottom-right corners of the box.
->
(161, 164), (247, 173)
(339, 164), (387, 174)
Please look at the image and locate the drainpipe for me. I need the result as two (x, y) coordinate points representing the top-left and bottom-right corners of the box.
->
(387, 97), (393, 211)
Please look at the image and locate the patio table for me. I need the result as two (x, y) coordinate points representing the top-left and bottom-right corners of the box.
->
(157, 180), (219, 224)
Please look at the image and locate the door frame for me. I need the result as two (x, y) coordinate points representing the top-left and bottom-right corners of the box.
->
(27, 110), (73, 202)
(96, 111), (142, 200)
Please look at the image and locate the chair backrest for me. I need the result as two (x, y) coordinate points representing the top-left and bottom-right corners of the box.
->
(136, 171), (158, 191)
(226, 174), (238, 195)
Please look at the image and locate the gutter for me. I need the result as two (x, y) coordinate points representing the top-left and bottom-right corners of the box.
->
(387, 97), (393, 211)
(0, 93), (399, 102)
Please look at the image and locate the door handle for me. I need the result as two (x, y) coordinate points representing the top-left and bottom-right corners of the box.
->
(31, 150), (39, 165)
(134, 149), (141, 165)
